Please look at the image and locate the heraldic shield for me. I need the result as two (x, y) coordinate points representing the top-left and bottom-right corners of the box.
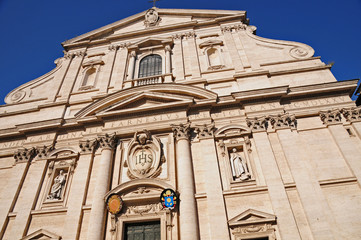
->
(160, 189), (177, 210)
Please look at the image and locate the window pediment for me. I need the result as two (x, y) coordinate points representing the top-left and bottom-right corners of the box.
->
(21, 229), (61, 240)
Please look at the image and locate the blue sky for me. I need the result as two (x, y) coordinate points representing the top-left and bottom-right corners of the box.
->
(0, 0), (360, 104)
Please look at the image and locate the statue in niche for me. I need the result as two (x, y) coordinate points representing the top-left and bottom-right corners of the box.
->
(47, 170), (67, 200)
(229, 148), (250, 181)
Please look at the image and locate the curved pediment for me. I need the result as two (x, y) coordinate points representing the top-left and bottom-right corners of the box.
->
(75, 83), (218, 118)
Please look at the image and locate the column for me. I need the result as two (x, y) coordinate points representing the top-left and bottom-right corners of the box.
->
(86, 133), (116, 240)
(172, 34), (185, 80)
(247, 117), (302, 240)
(62, 139), (97, 240)
(194, 123), (230, 239)
(171, 123), (199, 240)
(164, 45), (172, 83)
(221, 25), (244, 73)
(10, 149), (47, 239)
(0, 149), (34, 238)
(111, 44), (129, 90)
(185, 32), (201, 79)
(272, 113), (340, 239)
(97, 45), (119, 94)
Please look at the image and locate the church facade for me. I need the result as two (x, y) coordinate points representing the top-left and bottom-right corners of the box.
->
(0, 8), (361, 240)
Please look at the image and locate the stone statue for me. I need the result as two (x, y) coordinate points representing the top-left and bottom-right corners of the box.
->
(47, 170), (67, 200)
(229, 148), (250, 181)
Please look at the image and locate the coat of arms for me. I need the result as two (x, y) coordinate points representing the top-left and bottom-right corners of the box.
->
(126, 130), (165, 179)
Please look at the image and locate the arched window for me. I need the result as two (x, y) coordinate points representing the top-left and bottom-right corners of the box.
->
(207, 48), (221, 66)
(82, 67), (97, 87)
(139, 54), (162, 78)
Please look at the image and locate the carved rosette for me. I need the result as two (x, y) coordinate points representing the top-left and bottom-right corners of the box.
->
(97, 133), (117, 150)
(171, 123), (191, 141)
(14, 147), (36, 163)
(319, 109), (342, 125)
(341, 107), (361, 122)
(246, 117), (268, 132)
(126, 130), (164, 179)
(36, 145), (55, 159)
(269, 113), (297, 129)
(79, 139), (98, 153)
(194, 122), (215, 139)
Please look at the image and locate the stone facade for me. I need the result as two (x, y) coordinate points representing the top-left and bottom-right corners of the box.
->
(0, 7), (360, 240)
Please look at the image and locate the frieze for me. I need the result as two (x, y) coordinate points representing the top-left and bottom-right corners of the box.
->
(211, 109), (242, 119)
(57, 127), (103, 141)
(246, 96), (347, 112)
(105, 113), (182, 129)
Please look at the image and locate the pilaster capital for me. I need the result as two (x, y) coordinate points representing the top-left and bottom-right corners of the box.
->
(194, 122), (215, 139)
(246, 117), (268, 132)
(14, 147), (36, 163)
(171, 34), (183, 40)
(341, 107), (361, 123)
(97, 133), (117, 150)
(319, 109), (342, 125)
(269, 113), (297, 130)
(108, 44), (120, 51)
(171, 123), (191, 141)
(130, 50), (137, 57)
(165, 44), (172, 52)
(184, 31), (196, 39)
(79, 139), (98, 153)
(36, 145), (54, 159)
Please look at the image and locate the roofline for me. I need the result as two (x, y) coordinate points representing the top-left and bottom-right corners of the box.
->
(62, 8), (246, 47)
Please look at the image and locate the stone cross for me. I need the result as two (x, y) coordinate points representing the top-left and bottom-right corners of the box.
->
(148, 0), (160, 7)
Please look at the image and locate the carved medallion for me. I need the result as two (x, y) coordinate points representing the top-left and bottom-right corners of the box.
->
(126, 130), (164, 179)
(106, 194), (123, 215)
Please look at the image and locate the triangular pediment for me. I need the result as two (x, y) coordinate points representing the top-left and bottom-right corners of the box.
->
(129, 37), (173, 49)
(75, 84), (218, 118)
(228, 209), (276, 227)
(98, 91), (194, 116)
(63, 8), (246, 46)
(21, 229), (61, 240)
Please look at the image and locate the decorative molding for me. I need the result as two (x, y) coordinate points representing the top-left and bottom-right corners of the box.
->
(341, 107), (361, 122)
(194, 122), (215, 139)
(171, 123), (191, 141)
(125, 203), (163, 215)
(269, 113), (297, 129)
(246, 117), (268, 132)
(319, 109), (342, 125)
(97, 133), (117, 150)
(221, 23), (247, 33)
(14, 147), (36, 163)
(199, 39), (224, 48)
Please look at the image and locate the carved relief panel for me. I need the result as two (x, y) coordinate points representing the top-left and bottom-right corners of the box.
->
(123, 130), (167, 181)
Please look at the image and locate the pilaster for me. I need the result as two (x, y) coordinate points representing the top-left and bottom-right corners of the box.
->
(221, 25), (244, 73)
(184, 32), (201, 79)
(111, 44), (129, 90)
(172, 34), (185, 80)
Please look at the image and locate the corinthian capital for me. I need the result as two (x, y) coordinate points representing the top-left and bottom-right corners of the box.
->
(79, 139), (98, 153)
(36, 145), (54, 159)
(246, 117), (268, 132)
(171, 123), (191, 141)
(194, 122), (215, 139)
(97, 133), (117, 150)
(319, 109), (342, 125)
(341, 107), (361, 122)
(14, 147), (36, 163)
(269, 113), (297, 129)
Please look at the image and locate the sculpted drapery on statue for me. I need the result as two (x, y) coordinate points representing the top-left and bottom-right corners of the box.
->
(47, 170), (67, 200)
(229, 148), (250, 181)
